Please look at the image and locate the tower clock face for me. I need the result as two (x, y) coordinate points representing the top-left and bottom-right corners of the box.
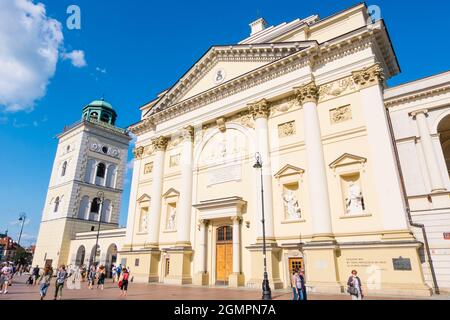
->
(213, 68), (226, 84)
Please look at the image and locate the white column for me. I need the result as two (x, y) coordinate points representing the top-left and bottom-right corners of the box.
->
(232, 216), (241, 274)
(413, 110), (446, 192)
(198, 219), (208, 273)
(248, 99), (275, 241)
(177, 126), (194, 246)
(124, 147), (143, 244)
(92, 162), (98, 184)
(103, 165), (109, 187)
(148, 137), (168, 245)
(295, 82), (333, 238)
(352, 64), (409, 231)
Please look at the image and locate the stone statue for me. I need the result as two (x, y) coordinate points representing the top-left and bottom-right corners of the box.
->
(345, 181), (365, 215)
(283, 190), (301, 220)
(168, 206), (176, 230)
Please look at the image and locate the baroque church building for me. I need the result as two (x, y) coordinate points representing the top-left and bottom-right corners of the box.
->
(33, 3), (450, 296)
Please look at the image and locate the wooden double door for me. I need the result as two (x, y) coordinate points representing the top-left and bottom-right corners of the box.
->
(216, 226), (233, 285)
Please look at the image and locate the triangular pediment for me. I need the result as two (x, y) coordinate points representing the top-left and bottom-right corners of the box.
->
(147, 42), (315, 116)
(329, 153), (367, 169)
(162, 188), (180, 198)
(137, 194), (151, 202)
(274, 164), (305, 178)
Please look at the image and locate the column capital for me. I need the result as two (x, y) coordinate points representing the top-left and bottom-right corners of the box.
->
(410, 109), (429, 119)
(294, 81), (319, 105)
(132, 146), (144, 159)
(231, 216), (242, 224)
(151, 136), (169, 151)
(179, 126), (194, 142)
(352, 63), (385, 90)
(198, 219), (209, 227)
(248, 99), (270, 120)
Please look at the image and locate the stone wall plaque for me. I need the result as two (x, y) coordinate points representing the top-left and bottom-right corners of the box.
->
(278, 121), (296, 138)
(208, 164), (241, 186)
(392, 257), (412, 271)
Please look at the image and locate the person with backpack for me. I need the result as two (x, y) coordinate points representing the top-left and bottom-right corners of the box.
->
(347, 269), (364, 300)
(298, 270), (307, 301)
(38, 267), (53, 300)
(119, 267), (129, 297)
(53, 265), (68, 300)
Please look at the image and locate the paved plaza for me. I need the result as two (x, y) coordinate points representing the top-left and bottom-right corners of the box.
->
(0, 275), (446, 300)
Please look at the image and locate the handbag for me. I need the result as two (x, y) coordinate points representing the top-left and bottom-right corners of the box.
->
(118, 280), (123, 288)
(347, 286), (358, 296)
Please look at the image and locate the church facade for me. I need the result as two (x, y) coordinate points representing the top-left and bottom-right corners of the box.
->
(33, 3), (450, 296)
(118, 3), (447, 296)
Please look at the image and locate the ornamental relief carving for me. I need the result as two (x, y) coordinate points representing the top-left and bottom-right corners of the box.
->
(144, 162), (153, 174)
(278, 121), (296, 138)
(270, 96), (299, 117)
(318, 77), (357, 102)
(330, 105), (352, 124)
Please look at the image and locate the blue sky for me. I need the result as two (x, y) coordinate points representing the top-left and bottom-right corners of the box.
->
(0, 0), (449, 246)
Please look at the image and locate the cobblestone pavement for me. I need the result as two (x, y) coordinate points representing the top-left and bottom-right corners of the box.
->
(0, 275), (443, 300)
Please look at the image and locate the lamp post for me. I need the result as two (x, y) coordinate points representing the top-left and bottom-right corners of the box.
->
(253, 152), (272, 300)
(93, 191), (104, 267)
(18, 212), (26, 247)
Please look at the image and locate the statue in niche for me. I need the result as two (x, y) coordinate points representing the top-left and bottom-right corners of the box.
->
(167, 206), (176, 230)
(345, 181), (365, 215)
(282, 190), (302, 220)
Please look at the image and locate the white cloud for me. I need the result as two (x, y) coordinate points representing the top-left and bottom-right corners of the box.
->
(0, 0), (63, 112)
(0, 0), (86, 113)
(96, 67), (107, 74)
(9, 218), (31, 226)
(62, 50), (87, 68)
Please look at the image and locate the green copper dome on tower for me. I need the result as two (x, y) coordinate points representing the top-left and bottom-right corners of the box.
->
(82, 97), (117, 125)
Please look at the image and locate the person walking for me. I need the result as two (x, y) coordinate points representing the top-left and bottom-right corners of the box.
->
(87, 265), (96, 289)
(54, 265), (68, 300)
(0, 263), (13, 294)
(347, 270), (364, 300)
(290, 269), (299, 300)
(32, 265), (40, 286)
(38, 267), (53, 300)
(111, 264), (117, 283)
(97, 265), (106, 290)
(119, 267), (129, 297)
(298, 270), (307, 301)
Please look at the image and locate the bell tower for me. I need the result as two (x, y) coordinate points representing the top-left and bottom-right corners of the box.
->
(33, 99), (131, 269)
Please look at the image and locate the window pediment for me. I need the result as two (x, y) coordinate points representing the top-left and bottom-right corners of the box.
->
(274, 164), (305, 179)
(329, 153), (367, 169)
(137, 194), (151, 203)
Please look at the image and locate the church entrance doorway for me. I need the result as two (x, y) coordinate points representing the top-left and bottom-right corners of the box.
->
(215, 226), (233, 285)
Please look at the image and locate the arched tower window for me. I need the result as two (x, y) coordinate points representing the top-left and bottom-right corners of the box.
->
(96, 163), (106, 178)
(54, 197), (60, 213)
(90, 198), (100, 214)
(61, 161), (67, 177)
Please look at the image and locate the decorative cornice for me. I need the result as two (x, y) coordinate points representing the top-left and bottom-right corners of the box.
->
(384, 85), (450, 108)
(132, 26), (396, 130)
(352, 63), (385, 90)
(151, 136), (169, 151)
(248, 99), (270, 120)
(129, 118), (154, 136)
(294, 81), (319, 105)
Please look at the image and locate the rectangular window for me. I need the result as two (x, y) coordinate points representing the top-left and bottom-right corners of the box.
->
(135, 258), (140, 267)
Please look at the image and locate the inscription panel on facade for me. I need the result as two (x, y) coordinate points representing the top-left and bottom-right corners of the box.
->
(208, 164), (241, 186)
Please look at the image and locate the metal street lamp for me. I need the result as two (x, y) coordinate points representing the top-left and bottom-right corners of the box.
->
(93, 191), (104, 267)
(18, 213), (26, 247)
(253, 152), (272, 300)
